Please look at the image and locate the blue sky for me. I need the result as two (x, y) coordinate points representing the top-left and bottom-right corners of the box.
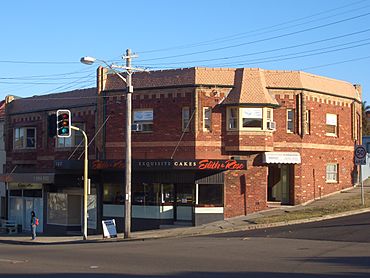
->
(1, 0), (369, 102)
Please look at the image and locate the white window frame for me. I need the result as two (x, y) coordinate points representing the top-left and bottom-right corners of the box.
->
(56, 123), (85, 148)
(133, 109), (154, 132)
(203, 107), (212, 132)
(287, 109), (295, 133)
(13, 127), (36, 149)
(241, 108), (263, 130)
(182, 107), (190, 132)
(326, 163), (338, 183)
(326, 113), (338, 136)
(227, 107), (238, 130)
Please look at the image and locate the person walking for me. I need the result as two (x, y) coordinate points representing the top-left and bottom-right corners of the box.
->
(30, 211), (37, 240)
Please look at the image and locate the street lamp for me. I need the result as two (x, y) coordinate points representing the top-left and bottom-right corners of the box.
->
(81, 49), (137, 238)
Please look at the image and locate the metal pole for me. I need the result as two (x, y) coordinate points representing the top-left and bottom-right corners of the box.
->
(124, 49), (132, 238)
(360, 164), (365, 205)
(71, 126), (88, 240)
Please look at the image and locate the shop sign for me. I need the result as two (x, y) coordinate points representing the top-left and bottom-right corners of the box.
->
(92, 160), (125, 170)
(134, 159), (247, 170)
(8, 183), (43, 190)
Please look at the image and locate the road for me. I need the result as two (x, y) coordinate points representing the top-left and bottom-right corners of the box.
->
(0, 212), (370, 278)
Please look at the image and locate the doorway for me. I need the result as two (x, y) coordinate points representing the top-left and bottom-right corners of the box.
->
(23, 197), (43, 233)
(174, 184), (194, 223)
(268, 164), (293, 204)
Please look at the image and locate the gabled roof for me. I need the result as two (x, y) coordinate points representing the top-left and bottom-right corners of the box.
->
(6, 88), (97, 115)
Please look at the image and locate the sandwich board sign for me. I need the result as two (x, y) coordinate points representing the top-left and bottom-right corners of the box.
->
(102, 219), (117, 238)
(355, 145), (367, 165)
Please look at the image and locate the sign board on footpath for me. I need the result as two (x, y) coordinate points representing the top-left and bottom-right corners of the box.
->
(102, 219), (118, 238)
(355, 145), (367, 165)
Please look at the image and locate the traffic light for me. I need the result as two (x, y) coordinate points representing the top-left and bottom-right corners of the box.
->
(57, 109), (71, 137)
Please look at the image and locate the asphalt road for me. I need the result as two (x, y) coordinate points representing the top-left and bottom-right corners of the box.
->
(0, 213), (370, 278)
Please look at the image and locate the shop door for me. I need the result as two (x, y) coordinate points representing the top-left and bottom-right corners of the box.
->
(268, 164), (291, 204)
(174, 184), (194, 222)
(23, 198), (43, 233)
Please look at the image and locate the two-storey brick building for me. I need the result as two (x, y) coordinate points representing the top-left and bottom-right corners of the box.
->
(96, 67), (362, 230)
(3, 89), (97, 234)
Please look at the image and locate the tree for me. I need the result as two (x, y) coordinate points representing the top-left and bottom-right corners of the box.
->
(362, 101), (370, 136)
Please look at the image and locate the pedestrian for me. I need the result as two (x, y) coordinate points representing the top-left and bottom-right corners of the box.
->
(30, 211), (37, 240)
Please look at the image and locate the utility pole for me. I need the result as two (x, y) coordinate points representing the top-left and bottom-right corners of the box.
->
(124, 49), (133, 238)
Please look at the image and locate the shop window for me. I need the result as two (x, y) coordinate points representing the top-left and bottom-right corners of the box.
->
(203, 107), (212, 131)
(326, 113), (338, 136)
(198, 184), (223, 206)
(161, 184), (174, 204)
(23, 190), (42, 198)
(14, 127), (36, 149)
(133, 109), (153, 132)
(182, 107), (190, 132)
(103, 183), (123, 204)
(227, 107), (238, 130)
(176, 184), (194, 205)
(9, 190), (22, 196)
(241, 108), (263, 128)
(57, 123), (84, 148)
(133, 183), (160, 205)
(287, 109), (295, 133)
(47, 193), (68, 225)
(326, 163), (338, 183)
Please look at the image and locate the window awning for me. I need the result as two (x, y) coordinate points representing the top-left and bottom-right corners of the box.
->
(263, 152), (301, 164)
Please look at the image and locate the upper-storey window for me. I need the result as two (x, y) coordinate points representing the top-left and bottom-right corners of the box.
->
(305, 110), (310, 134)
(203, 107), (212, 132)
(227, 108), (238, 130)
(241, 108), (263, 128)
(326, 113), (338, 136)
(57, 123), (84, 148)
(227, 107), (273, 131)
(182, 107), (190, 132)
(14, 127), (36, 149)
(133, 109), (153, 132)
(287, 109), (295, 133)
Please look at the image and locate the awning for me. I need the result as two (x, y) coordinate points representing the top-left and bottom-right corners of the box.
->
(263, 152), (301, 164)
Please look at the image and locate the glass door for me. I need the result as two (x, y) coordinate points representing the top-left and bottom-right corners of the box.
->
(174, 184), (194, 222)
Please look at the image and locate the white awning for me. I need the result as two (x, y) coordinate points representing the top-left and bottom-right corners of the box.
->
(263, 152), (301, 164)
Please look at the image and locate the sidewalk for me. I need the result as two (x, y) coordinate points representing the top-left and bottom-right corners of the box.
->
(1, 186), (369, 245)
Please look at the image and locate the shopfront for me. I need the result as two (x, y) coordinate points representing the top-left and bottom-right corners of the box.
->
(98, 159), (247, 231)
(263, 152), (301, 205)
(6, 173), (54, 233)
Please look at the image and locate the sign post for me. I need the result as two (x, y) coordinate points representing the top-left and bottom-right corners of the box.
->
(355, 145), (366, 205)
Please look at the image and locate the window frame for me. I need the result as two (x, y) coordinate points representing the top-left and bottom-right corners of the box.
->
(326, 163), (338, 183)
(305, 110), (310, 134)
(325, 113), (338, 136)
(203, 107), (212, 132)
(133, 108), (154, 133)
(182, 107), (190, 132)
(227, 107), (238, 130)
(56, 123), (85, 148)
(286, 109), (295, 133)
(13, 127), (36, 150)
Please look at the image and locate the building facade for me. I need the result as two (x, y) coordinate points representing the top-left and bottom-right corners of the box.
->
(0, 100), (6, 219)
(96, 67), (362, 230)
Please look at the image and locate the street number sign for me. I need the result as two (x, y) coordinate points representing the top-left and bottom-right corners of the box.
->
(355, 145), (367, 165)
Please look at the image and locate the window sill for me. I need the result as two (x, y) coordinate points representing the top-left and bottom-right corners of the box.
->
(326, 181), (338, 184)
(325, 133), (338, 137)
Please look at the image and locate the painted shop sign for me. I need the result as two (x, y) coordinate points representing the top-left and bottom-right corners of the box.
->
(91, 159), (246, 170)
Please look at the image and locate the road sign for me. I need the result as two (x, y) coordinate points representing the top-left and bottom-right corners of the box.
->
(355, 145), (367, 165)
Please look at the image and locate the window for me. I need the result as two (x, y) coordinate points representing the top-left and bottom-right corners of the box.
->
(241, 108), (262, 128)
(287, 109), (295, 133)
(103, 183), (123, 204)
(14, 127), (36, 149)
(326, 113), (337, 136)
(133, 109), (153, 132)
(182, 107), (190, 132)
(198, 184), (223, 206)
(326, 164), (338, 183)
(133, 183), (160, 205)
(57, 123), (84, 148)
(203, 107), (212, 131)
(305, 110), (310, 134)
(228, 107), (238, 130)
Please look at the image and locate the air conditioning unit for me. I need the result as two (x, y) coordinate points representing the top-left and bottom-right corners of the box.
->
(131, 123), (143, 132)
(267, 121), (276, 130)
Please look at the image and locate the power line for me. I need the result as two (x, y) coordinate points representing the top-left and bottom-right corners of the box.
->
(137, 11), (370, 62)
(138, 0), (368, 54)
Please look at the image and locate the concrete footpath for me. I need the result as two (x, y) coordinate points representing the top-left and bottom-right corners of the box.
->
(1, 186), (370, 245)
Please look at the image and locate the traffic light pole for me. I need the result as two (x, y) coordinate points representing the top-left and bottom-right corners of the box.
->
(71, 125), (89, 240)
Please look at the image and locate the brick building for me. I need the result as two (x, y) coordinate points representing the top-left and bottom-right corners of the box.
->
(2, 89), (97, 234)
(1, 67), (362, 235)
(96, 67), (362, 230)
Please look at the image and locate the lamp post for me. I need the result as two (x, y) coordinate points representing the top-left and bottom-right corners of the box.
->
(81, 50), (140, 238)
